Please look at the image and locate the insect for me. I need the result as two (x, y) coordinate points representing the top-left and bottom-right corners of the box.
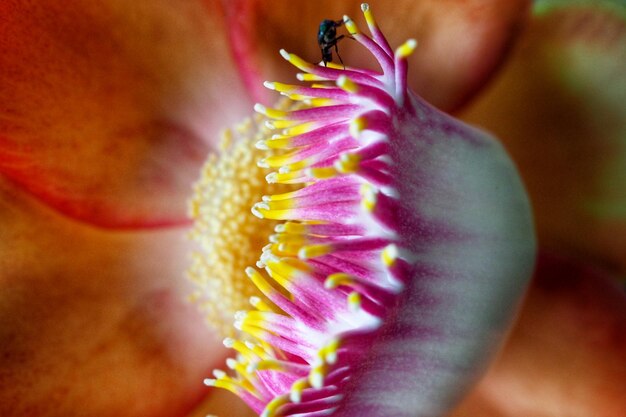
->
(318, 19), (346, 67)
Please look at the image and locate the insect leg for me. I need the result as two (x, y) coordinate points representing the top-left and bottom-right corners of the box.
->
(334, 35), (345, 68)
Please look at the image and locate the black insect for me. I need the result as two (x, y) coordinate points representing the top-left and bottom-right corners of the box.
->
(318, 19), (346, 67)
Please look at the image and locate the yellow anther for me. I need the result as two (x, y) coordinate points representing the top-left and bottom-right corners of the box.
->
(324, 338), (340, 364)
(349, 116), (368, 138)
(266, 190), (298, 202)
(263, 394), (290, 417)
(224, 337), (264, 362)
(395, 38), (418, 59)
(204, 378), (242, 396)
(242, 325), (272, 343)
(307, 97), (334, 107)
(270, 119), (300, 129)
(297, 73), (327, 82)
(325, 273), (355, 289)
(298, 244), (332, 259)
(335, 152), (361, 174)
(253, 205), (294, 221)
(361, 188), (377, 212)
(260, 153), (293, 168)
(309, 362), (328, 389)
(381, 244), (399, 266)
(250, 296), (275, 312)
(245, 267), (276, 296)
(276, 242), (301, 257)
(343, 15), (360, 35)
(290, 378), (309, 403)
(264, 81), (296, 93)
(280, 49), (315, 71)
(254, 359), (287, 372)
(268, 255), (308, 274)
(277, 221), (307, 234)
(347, 291), (362, 312)
(283, 159), (310, 173)
(254, 103), (289, 119)
(265, 262), (299, 289)
(361, 3), (378, 29)
(226, 359), (251, 380)
(271, 232), (306, 246)
(265, 199), (294, 211)
(337, 75), (359, 93)
(308, 166), (338, 179)
(282, 122), (316, 136)
(324, 61), (345, 70)
(264, 136), (293, 149)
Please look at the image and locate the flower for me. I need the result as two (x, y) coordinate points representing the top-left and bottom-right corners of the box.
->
(1, 1), (624, 417)
(193, 4), (535, 416)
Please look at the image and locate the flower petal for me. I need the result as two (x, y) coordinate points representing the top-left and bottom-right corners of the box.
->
(0, 178), (223, 416)
(223, 0), (531, 111)
(462, 0), (626, 273)
(0, 0), (253, 228)
(454, 252), (626, 416)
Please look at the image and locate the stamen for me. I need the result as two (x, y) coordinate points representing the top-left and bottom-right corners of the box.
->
(201, 4), (437, 416)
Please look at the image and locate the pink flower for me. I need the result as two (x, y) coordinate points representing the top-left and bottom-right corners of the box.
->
(0, 1), (624, 417)
(198, 6), (534, 416)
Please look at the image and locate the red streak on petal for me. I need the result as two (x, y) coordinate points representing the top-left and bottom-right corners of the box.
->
(221, 0), (273, 105)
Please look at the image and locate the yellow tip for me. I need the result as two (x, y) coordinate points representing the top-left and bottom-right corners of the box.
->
(360, 183), (377, 212)
(324, 338), (340, 364)
(280, 50), (315, 71)
(298, 244), (332, 259)
(335, 152), (361, 174)
(343, 15), (359, 35)
(255, 104), (289, 120)
(280, 222), (307, 234)
(308, 362), (327, 389)
(362, 3), (378, 29)
(349, 116), (367, 138)
(325, 272), (355, 289)
(263, 394), (290, 417)
(337, 75), (359, 93)
(290, 378), (309, 403)
(348, 291), (362, 312)
(396, 39), (418, 59)
(307, 166), (338, 179)
(381, 244), (399, 266)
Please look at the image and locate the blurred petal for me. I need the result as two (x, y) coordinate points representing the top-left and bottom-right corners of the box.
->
(461, 0), (626, 273)
(455, 252), (626, 417)
(0, 0), (253, 228)
(0, 178), (223, 416)
(224, 0), (531, 111)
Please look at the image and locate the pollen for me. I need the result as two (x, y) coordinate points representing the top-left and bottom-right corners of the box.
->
(187, 111), (293, 336)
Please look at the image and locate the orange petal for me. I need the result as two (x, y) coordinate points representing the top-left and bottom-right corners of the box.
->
(0, 0), (253, 228)
(0, 177), (223, 416)
(464, 252), (626, 416)
(462, 1), (626, 273)
(223, 0), (531, 111)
